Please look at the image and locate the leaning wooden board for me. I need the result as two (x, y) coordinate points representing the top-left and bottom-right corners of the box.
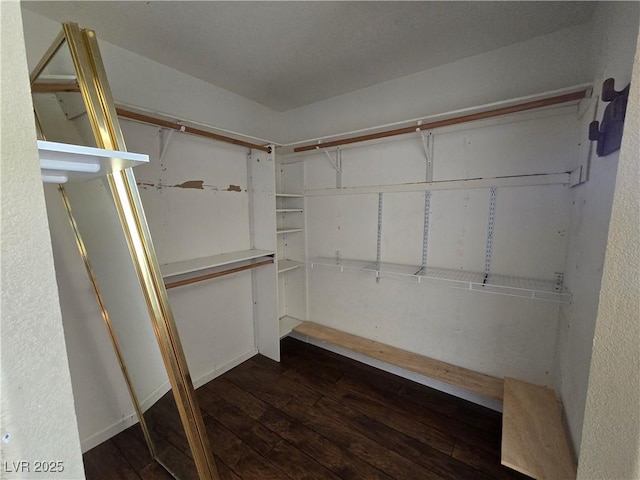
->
(292, 321), (504, 401)
(501, 377), (576, 479)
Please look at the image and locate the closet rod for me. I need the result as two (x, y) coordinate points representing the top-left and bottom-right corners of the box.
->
(30, 81), (271, 153)
(116, 108), (272, 153)
(164, 258), (273, 290)
(294, 90), (588, 153)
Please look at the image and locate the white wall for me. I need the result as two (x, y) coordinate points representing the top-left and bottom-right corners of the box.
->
(300, 106), (579, 387)
(0, 1), (84, 478)
(20, 8), (284, 144)
(20, 4), (275, 453)
(553, 1), (640, 456)
(282, 23), (593, 143)
(578, 27), (640, 479)
(128, 119), (259, 384)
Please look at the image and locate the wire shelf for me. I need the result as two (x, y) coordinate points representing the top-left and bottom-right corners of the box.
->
(308, 257), (570, 303)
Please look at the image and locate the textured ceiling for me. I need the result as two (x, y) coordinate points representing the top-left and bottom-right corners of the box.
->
(23, 1), (596, 111)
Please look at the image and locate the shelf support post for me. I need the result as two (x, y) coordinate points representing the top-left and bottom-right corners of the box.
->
(376, 192), (384, 283)
(416, 191), (432, 276)
(483, 187), (497, 284)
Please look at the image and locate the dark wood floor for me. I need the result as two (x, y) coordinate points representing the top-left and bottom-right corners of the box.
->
(83, 337), (529, 480)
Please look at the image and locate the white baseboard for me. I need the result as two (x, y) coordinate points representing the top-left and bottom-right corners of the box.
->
(80, 412), (139, 453)
(80, 348), (258, 453)
(193, 348), (258, 390)
(288, 332), (503, 412)
(140, 381), (172, 413)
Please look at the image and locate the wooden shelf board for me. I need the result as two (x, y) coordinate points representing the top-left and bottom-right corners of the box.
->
(279, 316), (304, 338)
(292, 321), (504, 401)
(278, 259), (304, 274)
(277, 228), (304, 234)
(161, 249), (274, 278)
(501, 378), (576, 479)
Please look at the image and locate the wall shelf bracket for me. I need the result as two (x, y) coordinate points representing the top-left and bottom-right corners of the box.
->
(418, 128), (434, 182)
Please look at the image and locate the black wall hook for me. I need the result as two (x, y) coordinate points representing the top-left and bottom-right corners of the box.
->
(589, 78), (630, 157)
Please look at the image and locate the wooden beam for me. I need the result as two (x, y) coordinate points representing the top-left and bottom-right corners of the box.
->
(116, 108), (271, 153)
(292, 321), (504, 401)
(294, 90), (588, 153)
(501, 378), (576, 479)
(164, 258), (273, 289)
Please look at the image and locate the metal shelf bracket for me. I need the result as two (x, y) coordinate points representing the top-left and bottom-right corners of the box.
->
(418, 126), (434, 182)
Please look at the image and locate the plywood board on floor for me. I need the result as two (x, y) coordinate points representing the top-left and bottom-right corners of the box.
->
(292, 321), (504, 401)
(501, 377), (576, 479)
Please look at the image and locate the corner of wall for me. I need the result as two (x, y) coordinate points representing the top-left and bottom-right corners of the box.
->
(1, 1), (85, 477)
(577, 20), (640, 479)
(553, 0), (640, 460)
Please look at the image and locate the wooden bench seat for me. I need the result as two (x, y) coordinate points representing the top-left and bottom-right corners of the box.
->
(291, 321), (504, 401)
(291, 322), (576, 479)
(501, 377), (576, 479)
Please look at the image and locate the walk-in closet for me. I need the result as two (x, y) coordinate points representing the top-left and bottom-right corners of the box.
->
(4, 2), (639, 479)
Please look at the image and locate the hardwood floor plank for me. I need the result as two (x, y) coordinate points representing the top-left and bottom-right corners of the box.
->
(202, 413), (292, 480)
(214, 456), (242, 480)
(202, 377), (270, 420)
(311, 395), (493, 480)
(453, 440), (530, 480)
(281, 396), (446, 480)
(264, 439), (343, 480)
(155, 443), (199, 480)
(330, 387), (455, 454)
(259, 407), (394, 480)
(138, 461), (175, 480)
(111, 424), (155, 472)
(84, 338), (516, 480)
(334, 374), (501, 451)
(83, 440), (141, 480)
(198, 390), (281, 456)
(397, 382), (502, 433)
(224, 359), (322, 408)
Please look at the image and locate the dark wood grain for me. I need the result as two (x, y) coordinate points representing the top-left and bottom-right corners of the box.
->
(84, 337), (527, 480)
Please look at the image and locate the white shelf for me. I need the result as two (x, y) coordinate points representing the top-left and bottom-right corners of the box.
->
(38, 140), (149, 183)
(161, 249), (275, 279)
(278, 259), (304, 274)
(276, 193), (304, 198)
(308, 257), (570, 303)
(277, 228), (304, 234)
(279, 316), (304, 338)
(304, 173), (571, 196)
(276, 209), (304, 213)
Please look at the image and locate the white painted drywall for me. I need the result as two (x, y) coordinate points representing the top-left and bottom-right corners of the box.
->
(553, 1), (640, 457)
(301, 108), (577, 386)
(41, 115), (269, 448)
(0, 1), (84, 477)
(577, 26), (640, 480)
(20, 8), (284, 144)
(129, 120), (260, 380)
(282, 23), (593, 143)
